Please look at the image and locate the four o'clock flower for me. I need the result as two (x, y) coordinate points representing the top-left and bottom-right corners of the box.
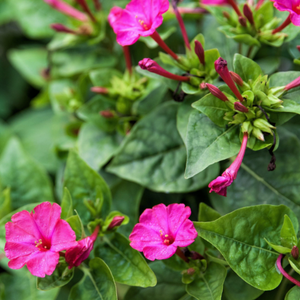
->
(139, 58), (190, 82)
(271, 0), (300, 33)
(65, 226), (100, 269)
(209, 132), (248, 196)
(110, 0), (178, 60)
(4, 202), (77, 277)
(129, 203), (197, 261)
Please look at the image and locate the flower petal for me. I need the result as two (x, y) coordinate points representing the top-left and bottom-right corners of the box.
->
(173, 219), (198, 247)
(5, 241), (38, 260)
(50, 219), (77, 252)
(167, 203), (191, 236)
(143, 244), (177, 261)
(26, 251), (59, 277)
(32, 202), (61, 240)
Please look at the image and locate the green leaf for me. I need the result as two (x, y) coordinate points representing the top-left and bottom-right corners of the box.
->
(285, 286), (300, 300)
(64, 151), (112, 224)
(69, 258), (117, 300)
(111, 180), (144, 237)
(37, 262), (74, 291)
(66, 214), (84, 240)
(280, 215), (298, 248)
(192, 86), (232, 127)
(233, 54), (263, 82)
(198, 203), (221, 222)
(0, 138), (54, 209)
(268, 71), (300, 117)
(0, 270), (59, 300)
(264, 239), (291, 254)
(9, 108), (59, 173)
(61, 187), (73, 220)
(288, 257), (300, 275)
(0, 188), (11, 219)
(124, 261), (189, 300)
(107, 102), (219, 193)
(195, 205), (298, 290)
(8, 48), (47, 88)
(253, 1), (273, 28)
(89, 68), (123, 87)
(210, 127), (300, 218)
(185, 112), (240, 179)
(186, 263), (227, 300)
(78, 122), (122, 170)
(95, 232), (156, 287)
(223, 269), (264, 300)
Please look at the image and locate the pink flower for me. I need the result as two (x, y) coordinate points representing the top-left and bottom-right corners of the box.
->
(44, 0), (88, 22)
(271, 0), (300, 26)
(4, 202), (76, 277)
(111, 0), (169, 46)
(201, 0), (229, 5)
(209, 132), (248, 196)
(65, 226), (99, 269)
(129, 203), (197, 261)
(108, 6), (124, 31)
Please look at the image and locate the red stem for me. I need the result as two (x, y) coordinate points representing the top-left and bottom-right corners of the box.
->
(92, 0), (101, 11)
(123, 46), (132, 74)
(227, 0), (242, 17)
(150, 31), (178, 60)
(91, 225), (100, 242)
(277, 254), (300, 287)
(172, 2), (191, 50)
(272, 15), (291, 34)
(175, 247), (189, 263)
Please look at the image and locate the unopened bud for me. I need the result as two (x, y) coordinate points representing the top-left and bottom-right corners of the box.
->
(200, 82), (207, 89)
(206, 84), (228, 102)
(107, 216), (125, 230)
(194, 41), (205, 65)
(223, 11), (231, 20)
(91, 87), (109, 94)
(186, 268), (195, 275)
(234, 102), (249, 113)
(238, 16), (247, 27)
(243, 4), (254, 25)
(252, 128), (265, 141)
(297, 46), (300, 52)
(51, 23), (77, 34)
(139, 58), (190, 82)
(100, 110), (114, 118)
(285, 76), (300, 91)
(241, 121), (253, 134)
(41, 68), (51, 80)
(292, 246), (299, 260)
(230, 71), (244, 86)
(215, 57), (244, 102)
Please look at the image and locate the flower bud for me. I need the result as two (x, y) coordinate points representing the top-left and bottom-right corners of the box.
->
(206, 84), (228, 102)
(215, 58), (244, 102)
(51, 23), (77, 34)
(241, 121), (253, 134)
(238, 16), (247, 27)
(139, 58), (190, 82)
(243, 4), (254, 25)
(100, 110), (115, 118)
(194, 41), (205, 65)
(230, 113), (246, 125)
(297, 46), (300, 52)
(200, 82), (207, 90)
(187, 268), (195, 275)
(230, 71), (244, 86)
(285, 76), (300, 91)
(91, 87), (109, 94)
(234, 102), (249, 113)
(292, 246), (299, 260)
(107, 216), (125, 230)
(252, 128), (265, 141)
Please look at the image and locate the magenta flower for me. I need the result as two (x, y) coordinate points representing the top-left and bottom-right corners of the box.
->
(4, 202), (76, 277)
(44, 0), (88, 22)
(201, 0), (229, 5)
(129, 203), (197, 261)
(65, 226), (99, 269)
(111, 0), (169, 46)
(108, 6), (124, 31)
(209, 132), (248, 196)
(271, 0), (300, 27)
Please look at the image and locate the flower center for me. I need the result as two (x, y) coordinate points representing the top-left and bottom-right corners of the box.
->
(293, 4), (300, 14)
(34, 239), (51, 251)
(135, 16), (150, 31)
(159, 230), (174, 245)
